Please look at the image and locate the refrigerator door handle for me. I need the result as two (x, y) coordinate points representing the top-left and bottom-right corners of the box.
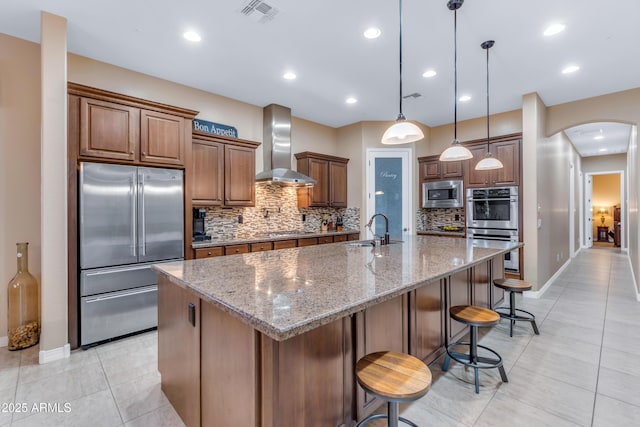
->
(130, 175), (137, 257)
(139, 172), (146, 257)
(84, 285), (157, 303)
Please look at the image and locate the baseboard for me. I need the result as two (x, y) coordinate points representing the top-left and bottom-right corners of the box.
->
(0, 336), (7, 347)
(524, 258), (571, 299)
(625, 255), (640, 302)
(39, 343), (71, 364)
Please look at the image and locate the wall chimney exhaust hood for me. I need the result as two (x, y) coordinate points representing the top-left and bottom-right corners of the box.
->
(256, 104), (316, 187)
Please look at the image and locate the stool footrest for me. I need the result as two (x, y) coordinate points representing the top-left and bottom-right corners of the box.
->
(494, 307), (536, 322)
(444, 343), (504, 370)
(355, 413), (419, 427)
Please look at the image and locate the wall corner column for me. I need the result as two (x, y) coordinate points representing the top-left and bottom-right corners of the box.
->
(40, 11), (69, 362)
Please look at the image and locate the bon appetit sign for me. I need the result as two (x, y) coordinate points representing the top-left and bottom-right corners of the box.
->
(193, 119), (238, 138)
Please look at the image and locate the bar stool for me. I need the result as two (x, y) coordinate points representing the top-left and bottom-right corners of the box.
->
(355, 351), (432, 427)
(493, 278), (540, 337)
(443, 305), (508, 393)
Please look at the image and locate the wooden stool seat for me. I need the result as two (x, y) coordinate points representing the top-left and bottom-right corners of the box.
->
(493, 278), (533, 293)
(493, 278), (540, 337)
(355, 351), (431, 426)
(443, 305), (507, 393)
(450, 305), (500, 327)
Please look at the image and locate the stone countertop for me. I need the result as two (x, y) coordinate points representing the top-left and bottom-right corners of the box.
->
(191, 229), (360, 248)
(418, 230), (465, 237)
(155, 235), (522, 342)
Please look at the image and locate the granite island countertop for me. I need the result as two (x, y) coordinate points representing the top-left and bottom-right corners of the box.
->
(154, 235), (522, 341)
(192, 228), (361, 248)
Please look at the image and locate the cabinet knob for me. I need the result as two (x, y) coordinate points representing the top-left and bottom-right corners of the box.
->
(142, 152), (146, 156)
(207, 251), (212, 256)
(130, 150), (134, 154)
(235, 249), (240, 253)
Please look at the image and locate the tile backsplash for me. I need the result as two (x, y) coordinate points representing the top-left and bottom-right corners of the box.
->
(202, 184), (360, 239)
(416, 207), (465, 232)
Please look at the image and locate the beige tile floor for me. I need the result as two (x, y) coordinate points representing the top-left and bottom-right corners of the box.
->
(0, 247), (638, 426)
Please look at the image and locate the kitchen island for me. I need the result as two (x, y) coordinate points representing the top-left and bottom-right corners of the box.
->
(153, 235), (521, 427)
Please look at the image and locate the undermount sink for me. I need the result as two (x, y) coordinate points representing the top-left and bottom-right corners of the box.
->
(345, 240), (403, 247)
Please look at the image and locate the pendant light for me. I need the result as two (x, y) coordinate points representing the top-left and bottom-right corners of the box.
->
(439, 0), (473, 161)
(475, 40), (504, 170)
(381, 0), (424, 145)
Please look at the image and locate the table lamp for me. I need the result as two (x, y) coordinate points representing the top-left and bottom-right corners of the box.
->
(599, 208), (606, 225)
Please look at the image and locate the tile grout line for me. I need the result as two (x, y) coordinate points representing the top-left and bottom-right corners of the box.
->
(95, 349), (126, 426)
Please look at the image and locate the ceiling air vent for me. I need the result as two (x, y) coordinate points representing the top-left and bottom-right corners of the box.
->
(239, 0), (280, 23)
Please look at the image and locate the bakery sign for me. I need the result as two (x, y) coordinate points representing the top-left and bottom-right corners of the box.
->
(193, 119), (238, 138)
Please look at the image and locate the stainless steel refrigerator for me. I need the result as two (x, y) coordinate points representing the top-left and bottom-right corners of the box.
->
(79, 162), (184, 346)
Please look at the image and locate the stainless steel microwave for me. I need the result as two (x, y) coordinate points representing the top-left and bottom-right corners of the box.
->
(422, 180), (464, 208)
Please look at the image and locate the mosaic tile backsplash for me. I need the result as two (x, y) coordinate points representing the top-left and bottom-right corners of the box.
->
(202, 184), (360, 240)
(416, 207), (465, 232)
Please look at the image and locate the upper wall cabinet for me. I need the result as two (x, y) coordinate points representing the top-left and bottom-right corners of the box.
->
(192, 131), (260, 207)
(464, 135), (521, 188)
(417, 156), (463, 181)
(295, 152), (349, 208)
(69, 83), (197, 167)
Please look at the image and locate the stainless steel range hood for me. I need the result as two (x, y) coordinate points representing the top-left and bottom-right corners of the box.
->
(256, 104), (316, 187)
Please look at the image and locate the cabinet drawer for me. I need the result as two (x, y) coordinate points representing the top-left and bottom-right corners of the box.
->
(348, 233), (361, 241)
(194, 247), (224, 259)
(318, 236), (334, 244)
(333, 235), (348, 243)
(273, 240), (297, 250)
(225, 244), (250, 255)
(297, 237), (318, 247)
(251, 242), (273, 252)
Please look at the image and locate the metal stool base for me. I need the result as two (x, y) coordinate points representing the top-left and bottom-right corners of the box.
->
(442, 326), (508, 393)
(494, 306), (540, 337)
(355, 401), (419, 427)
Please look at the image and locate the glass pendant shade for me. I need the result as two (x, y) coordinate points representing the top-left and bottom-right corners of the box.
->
(439, 140), (473, 161)
(382, 117), (425, 145)
(475, 153), (504, 170)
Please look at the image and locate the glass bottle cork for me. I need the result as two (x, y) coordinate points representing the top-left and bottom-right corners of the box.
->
(7, 242), (40, 351)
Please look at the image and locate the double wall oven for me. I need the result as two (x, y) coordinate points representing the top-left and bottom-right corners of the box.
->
(466, 186), (519, 273)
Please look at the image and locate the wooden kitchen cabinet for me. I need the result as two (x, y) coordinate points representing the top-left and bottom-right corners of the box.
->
(274, 239), (298, 250)
(295, 152), (349, 208)
(465, 135), (521, 188)
(251, 242), (273, 252)
(71, 83), (196, 167)
(410, 280), (445, 365)
(194, 247), (224, 259)
(225, 244), (250, 255)
(298, 237), (318, 247)
(140, 109), (186, 166)
(191, 131), (260, 207)
(447, 269), (471, 342)
(418, 155), (463, 181)
(158, 279), (201, 427)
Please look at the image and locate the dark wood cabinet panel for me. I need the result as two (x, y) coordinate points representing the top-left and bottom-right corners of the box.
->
(158, 279), (200, 427)
(465, 137), (521, 188)
(447, 270), (471, 342)
(273, 239), (298, 250)
(333, 234), (348, 243)
(318, 236), (334, 244)
(201, 301), (258, 426)
(194, 247), (224, 259)
(473, 262), (491, 309)
(251, 242), (273, 252)
(192, 141), (224, 205)
(491, 140), (520, 186)
(421, 159), (441, 180)
(224, 144), (255, 206)
(296, 152), (349, 208)
(79, 97), (138, 161)
(411, 280), (445, 364)
(329, 161), (348, 207)
(298, 237), (318, 247)
(140, 109), (185, 166)
(492, 256), (505, 308)
(348, 233), (361, 241)
(442, 160), (464, 178)
(418, 155), (463, 181)
(355, 295), (408, 420)
(225, 244), (250, 255)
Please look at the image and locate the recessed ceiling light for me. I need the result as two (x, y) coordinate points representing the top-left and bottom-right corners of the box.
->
(283, 72), (297, 80)
(459, 95), (471, 102)
(345, 97), (358, 104)
(422, 70), (437, 78)
(364, 27), (381, 39)
(562, 65), (580, 74)
(183, 31), (201, 42)
(544, 24), (566, 36)
(599, 148), (608, 152)
(594, 135), (604, 140)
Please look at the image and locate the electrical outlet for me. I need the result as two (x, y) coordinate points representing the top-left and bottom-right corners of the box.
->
(238, 215), (243, 224)
(454, 214), (460, 221)
(302, 214), (306, 222)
